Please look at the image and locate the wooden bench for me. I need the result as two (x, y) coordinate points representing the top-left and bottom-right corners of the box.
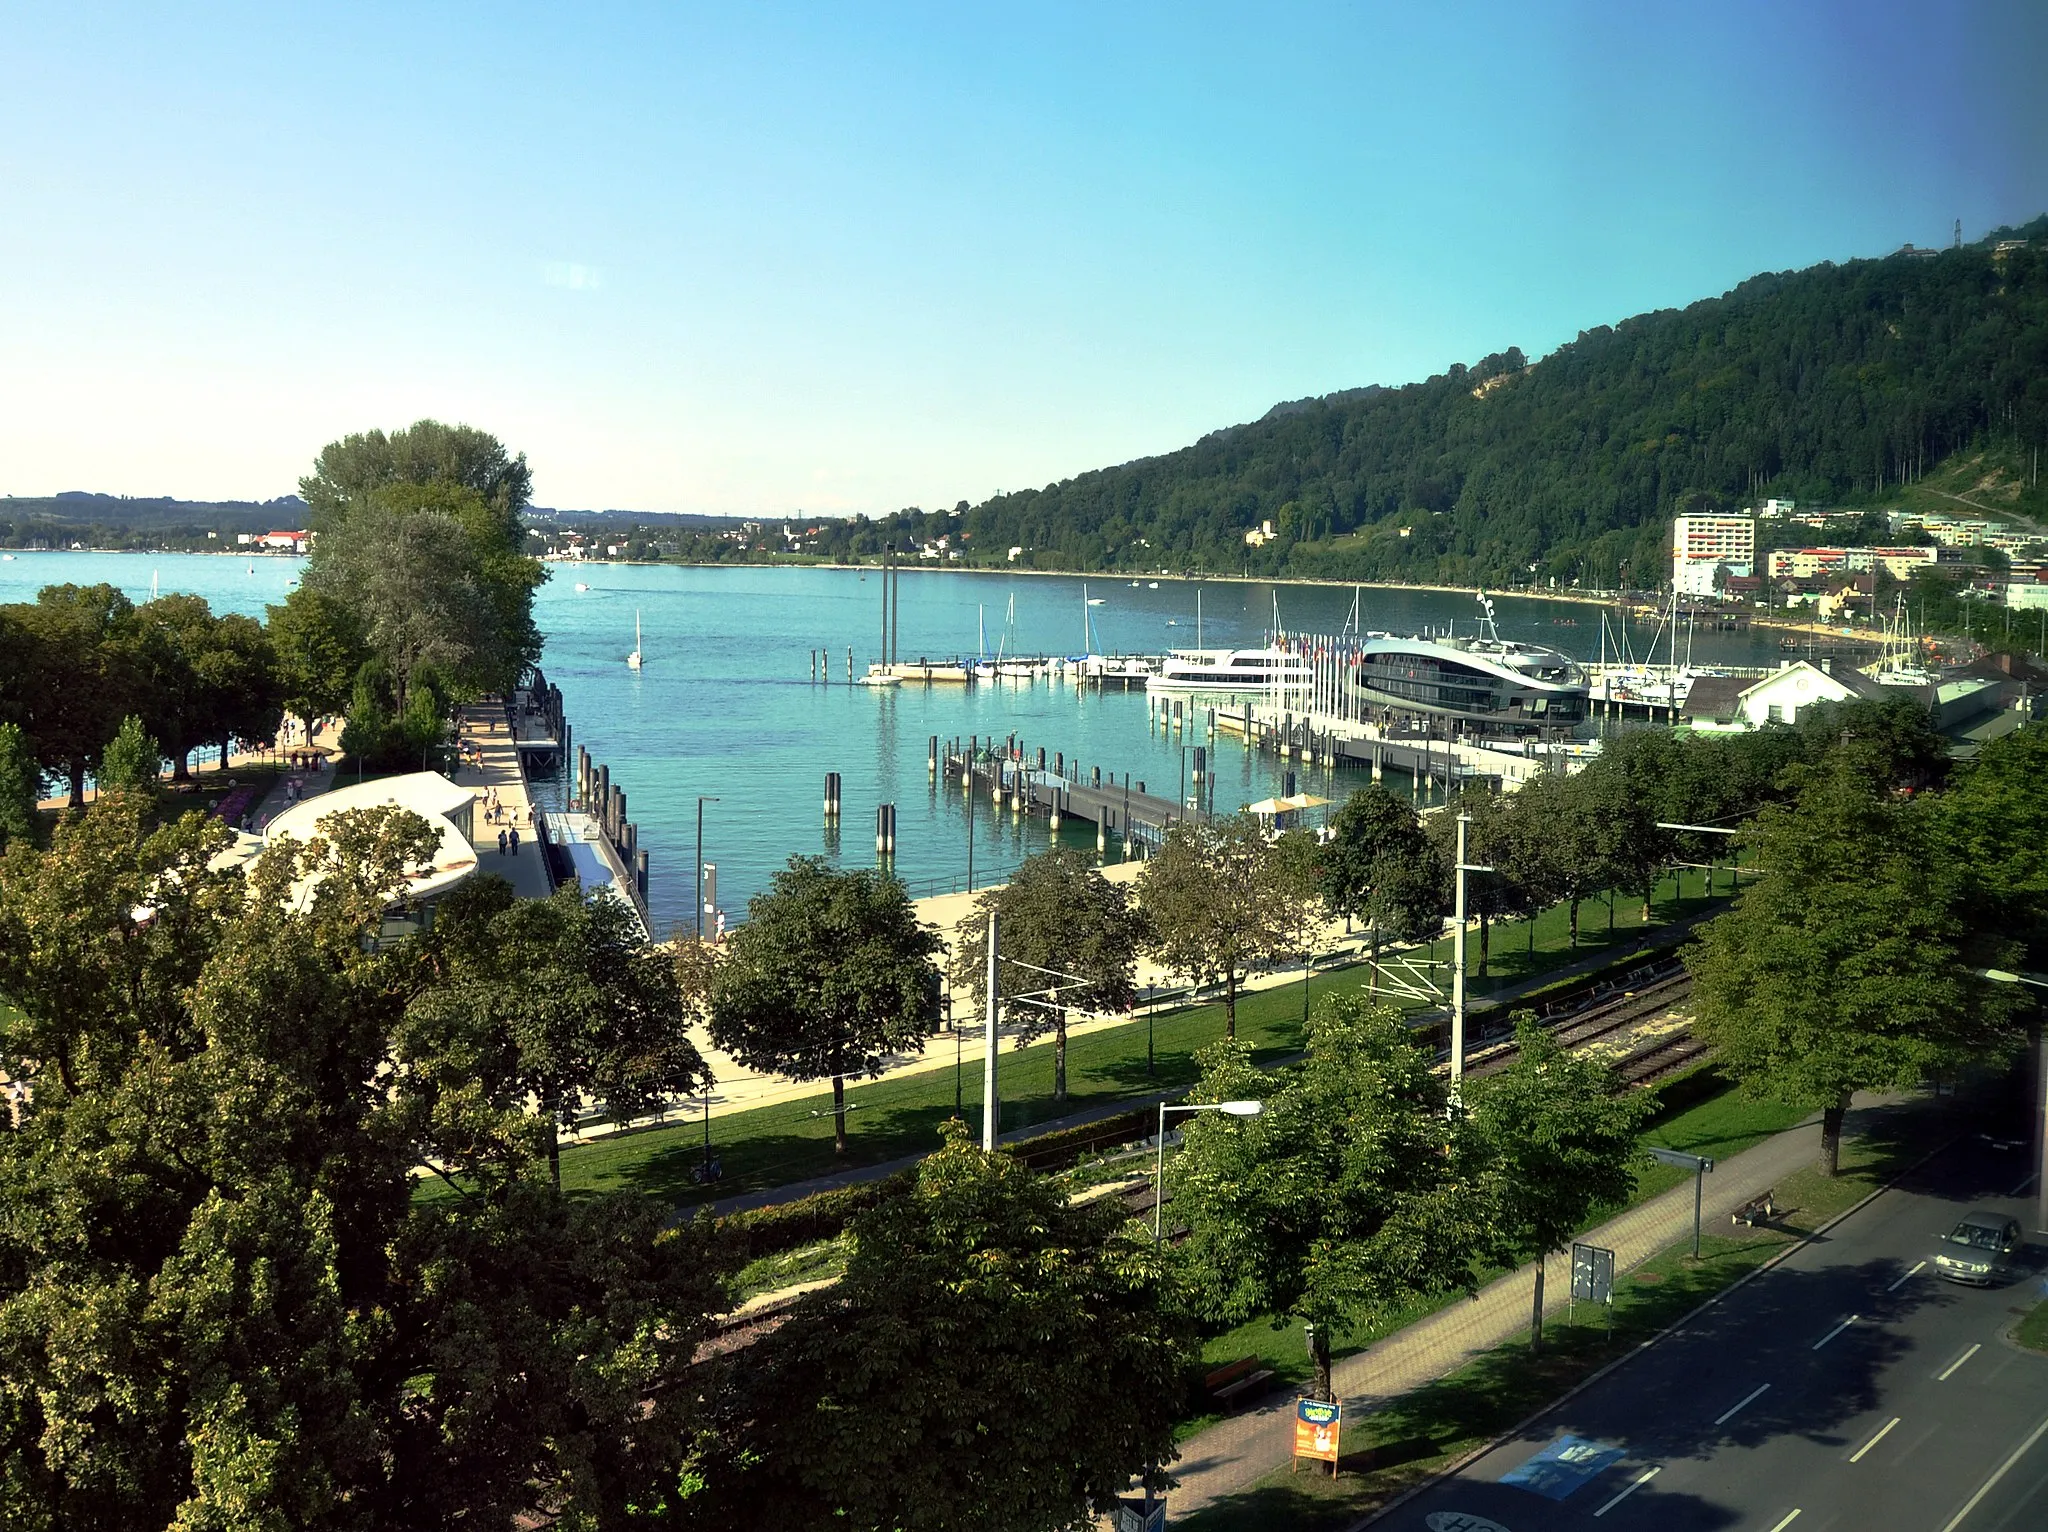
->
(1204, 1356), (1277, 1411)
(1733, 1190), (1777, 1227)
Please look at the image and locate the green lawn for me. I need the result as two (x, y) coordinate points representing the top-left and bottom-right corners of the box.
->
(1171, 1119), (1946, 1531)
(531, 867), (1733, 1210)
(2015, 1301), (2048, 1355)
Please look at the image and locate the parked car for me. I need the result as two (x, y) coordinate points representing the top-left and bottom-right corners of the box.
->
(1930, 1210), (2023, 1286)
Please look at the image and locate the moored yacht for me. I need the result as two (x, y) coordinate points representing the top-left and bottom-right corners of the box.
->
(1147, 647), (1312, 695)
(1348, 631), (1587, 726)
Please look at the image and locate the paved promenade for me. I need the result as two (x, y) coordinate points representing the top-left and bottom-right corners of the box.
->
(455, 700), (552, 899)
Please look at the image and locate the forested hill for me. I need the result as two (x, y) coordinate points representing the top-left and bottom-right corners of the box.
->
(848, 217), (2048, 586)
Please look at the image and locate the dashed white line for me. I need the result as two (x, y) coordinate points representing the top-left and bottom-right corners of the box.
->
(1849, 1416), (1901, 1463)
(1716, 1384), (1771, 1425)
(1766, 1511), (1802, 1532)
(1939, 1343), (1982, 1381)
(1593, 1465), (1660, 1517)
(1887, 1260), (1926, 1292)
(1938, 1410), (2048, 1532)
(1813, 1314), (1860, 1350)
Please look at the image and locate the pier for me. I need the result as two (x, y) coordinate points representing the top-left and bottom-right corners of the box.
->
(938, 734), (1208, 857)
(542, 741), (653, 935)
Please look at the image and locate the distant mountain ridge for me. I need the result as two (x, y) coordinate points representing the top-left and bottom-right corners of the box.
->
(912, 213), (2048, 586)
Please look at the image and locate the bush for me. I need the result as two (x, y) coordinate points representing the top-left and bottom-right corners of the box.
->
(713, 1171), (915, 1264)
(1002, 1107), (1156, 1171)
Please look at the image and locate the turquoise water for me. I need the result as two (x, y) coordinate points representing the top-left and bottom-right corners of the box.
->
(1, 551), (1784, 930)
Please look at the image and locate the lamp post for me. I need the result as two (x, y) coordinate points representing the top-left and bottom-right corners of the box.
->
(696, 796), (720, 942)
(1979, 968), (2048, 1233)
(1154, 1099), (1263, 1244)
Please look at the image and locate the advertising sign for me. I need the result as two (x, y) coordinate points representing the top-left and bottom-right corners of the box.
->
(1293, 1398), (1342, 1465)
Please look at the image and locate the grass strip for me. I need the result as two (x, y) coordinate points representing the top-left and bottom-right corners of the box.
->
(527, 873), (1727, 1209)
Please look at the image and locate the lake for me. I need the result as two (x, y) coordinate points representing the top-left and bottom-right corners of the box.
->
(1, 551), (1786, 929)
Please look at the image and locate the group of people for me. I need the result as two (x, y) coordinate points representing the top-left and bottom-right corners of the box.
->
(284, 749), (324, 772)
(497, 825), (521, 857)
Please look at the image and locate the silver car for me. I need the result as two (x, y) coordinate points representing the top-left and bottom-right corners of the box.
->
(1931, 1210), (2023, 1286)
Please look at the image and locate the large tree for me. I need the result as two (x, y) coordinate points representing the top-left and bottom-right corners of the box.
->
(0, 799), (729, 1529)
(5, 584), (147, 807)
(400, 878), (711, 1188)
(0, 722), (40, 850)
(135, 594), (282, 779)
(300, 417), (534, 539)
(686, 1120), (1189, 1531)
(1320, 783), (1442, 955)
(1171, 995), (1482, 1400)
(1687, 762), (2017, 1173)
(949, 848), (1147, 1103)
(1465, 1017), (1649, 1349)
(266, 585), (371, 729)
(1138, 813), (1315, 1039)
(709, 856), (942, 1153)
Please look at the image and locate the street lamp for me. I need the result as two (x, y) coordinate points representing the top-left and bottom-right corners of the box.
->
(696, 796), (720, 942)
(1154, 1099), (1263, 1243)
(1977, 967), (2048, 1234)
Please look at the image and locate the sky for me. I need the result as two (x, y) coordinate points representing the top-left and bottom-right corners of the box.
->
(3, 1), (2044, 516)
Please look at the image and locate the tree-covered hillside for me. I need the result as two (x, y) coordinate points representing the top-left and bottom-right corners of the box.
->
(821, 217), (2048, 586)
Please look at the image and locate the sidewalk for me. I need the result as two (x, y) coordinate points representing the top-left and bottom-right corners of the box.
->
(1162, 1105), (1839, 1516)
(456, 700), (552, 899)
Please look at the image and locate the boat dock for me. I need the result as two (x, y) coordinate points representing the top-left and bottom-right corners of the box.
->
(937, 735), (1206, 856)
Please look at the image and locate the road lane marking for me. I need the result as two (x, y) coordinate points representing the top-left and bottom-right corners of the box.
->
(1716, 1384), (1771, 1425)
(1887, 1260), (1927, 1291)
(1766, 1511), (1802, 1531)
(1812, 1314), (1860, 1349)
(2008, 1171), (2037, 1198)
(1592, 1465), (1659, 1517)
(1849, 1416), (1901, 1463)
(1939, 1343), (1982, 1381)
(1937, 1410), (2048, 1532)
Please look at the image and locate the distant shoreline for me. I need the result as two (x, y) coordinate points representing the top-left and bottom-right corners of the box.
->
(9, 545), (1882, 647)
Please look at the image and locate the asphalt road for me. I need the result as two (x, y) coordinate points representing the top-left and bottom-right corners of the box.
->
(1386, 1135), (2048, 1532)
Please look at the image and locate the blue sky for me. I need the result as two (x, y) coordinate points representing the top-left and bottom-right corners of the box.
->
(3, 1), (2042, 515)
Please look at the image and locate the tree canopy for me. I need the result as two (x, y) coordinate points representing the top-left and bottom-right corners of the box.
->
(709, 856), (942, 1153)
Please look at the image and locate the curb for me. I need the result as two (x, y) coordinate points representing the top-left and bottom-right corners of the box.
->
(1351, 1125), (1964, 1530)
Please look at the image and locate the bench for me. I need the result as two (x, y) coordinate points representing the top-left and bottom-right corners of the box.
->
(1733, 1190), (1777, 1227)
(1204, 1356), (1277, 1411)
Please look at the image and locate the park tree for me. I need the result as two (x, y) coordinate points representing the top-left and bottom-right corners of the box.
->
(399, 877), (711, 1188)
(95, 714), (161, 801)
(1320, 783), (1441, 953)
(1505, 769), (1611, 946)
(1172, 995), (1483, 1401)
(1687, 763), (2017, 1174)
(686, 1120), (1189, 1531)
(0, 798), (730, 1529)
(7, 584), (147, 807)
(950, 847), (1147, 1103)
(1793, 693), (1948, 793)
(136, 594), (282, 779)
(1936, 726), (2048, 968)
(1465, 1017), (1650, 1349)
(0, 722), (38, 849)
(709, 856), (942, 1153)
(300, 423), (545, 700)
(1577, 729), (1681, 922)
(1138, 813), (1317, 1040)
(1425, 786), (1529, 974)
(267, 584), (371, 729)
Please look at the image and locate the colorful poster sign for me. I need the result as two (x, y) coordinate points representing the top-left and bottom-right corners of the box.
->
(1293, 1398), (1342, 1464)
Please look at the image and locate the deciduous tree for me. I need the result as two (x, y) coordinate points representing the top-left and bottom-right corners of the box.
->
(950, 848), (1147, 1103)
(688, 1120), (1189, 1531)
(1172, 994), (1482, 1400)
(0, 722), (38, 849)
(1687, 763), (2016, 1174)
(709, 856), (942, 1153)
(1138, 813), (1314, 1039)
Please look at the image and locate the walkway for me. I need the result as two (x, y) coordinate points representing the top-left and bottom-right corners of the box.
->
(455, 700), (551, 900)
(1160, 1100), (1885, 1517)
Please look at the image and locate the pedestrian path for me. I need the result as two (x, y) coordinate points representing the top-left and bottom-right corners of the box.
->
(1160, 1103), (1854, 1516)
(455, 700), (551, 899)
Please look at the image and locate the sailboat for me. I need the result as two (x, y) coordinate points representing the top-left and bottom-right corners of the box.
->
(626, 610), (643, 669)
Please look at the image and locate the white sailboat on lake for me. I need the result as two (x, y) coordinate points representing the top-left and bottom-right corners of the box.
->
(626, 609), (644, 669)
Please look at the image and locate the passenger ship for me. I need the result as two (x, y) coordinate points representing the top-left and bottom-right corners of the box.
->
(1348, 630), (1589, 727)
(1146, 647), (1314, 696)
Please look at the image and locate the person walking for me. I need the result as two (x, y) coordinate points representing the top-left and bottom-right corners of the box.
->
(497, 828), (508, 856)
(509, 827), (520, 856)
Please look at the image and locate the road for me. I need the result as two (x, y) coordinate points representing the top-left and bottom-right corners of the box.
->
(1386, 1136), (2048, 1532)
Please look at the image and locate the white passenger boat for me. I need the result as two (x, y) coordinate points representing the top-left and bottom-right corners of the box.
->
(1146, 647), (1312, 695)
